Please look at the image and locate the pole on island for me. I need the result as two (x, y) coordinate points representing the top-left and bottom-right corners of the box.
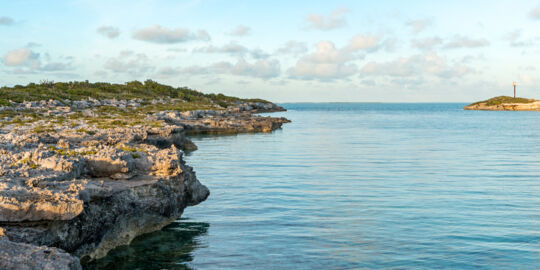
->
(513, 82), (517, 98)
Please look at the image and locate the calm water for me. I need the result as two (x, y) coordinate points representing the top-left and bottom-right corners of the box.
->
(88, 103), (540, 269)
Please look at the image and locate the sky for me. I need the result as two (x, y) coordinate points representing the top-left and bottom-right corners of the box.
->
(1, 0), (540, 102)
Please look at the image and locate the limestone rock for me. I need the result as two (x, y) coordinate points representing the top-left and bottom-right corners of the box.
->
(0, 239), (82, 270)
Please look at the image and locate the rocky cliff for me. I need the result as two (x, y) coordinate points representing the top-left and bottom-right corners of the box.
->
(0, 98), (289, 269)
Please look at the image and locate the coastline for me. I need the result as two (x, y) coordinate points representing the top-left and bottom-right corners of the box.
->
(464, 96), (540, 111)
(0, 99), (289, 269)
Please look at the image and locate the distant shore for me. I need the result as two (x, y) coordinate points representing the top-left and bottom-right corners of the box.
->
(464, 96), (540, 111)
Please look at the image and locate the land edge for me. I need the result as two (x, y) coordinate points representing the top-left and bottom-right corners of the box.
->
(464, 96), (540, 111)
(0, 100), (290, 270)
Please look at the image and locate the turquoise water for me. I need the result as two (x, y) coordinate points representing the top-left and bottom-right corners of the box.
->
(88, 103), (540, 269)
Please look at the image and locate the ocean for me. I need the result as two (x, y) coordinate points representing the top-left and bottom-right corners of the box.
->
(86, 103), (540, 269)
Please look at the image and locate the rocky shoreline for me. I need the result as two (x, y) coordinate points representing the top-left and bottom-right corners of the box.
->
(464, 96), (540, 111)
(0, 99), (289, 269)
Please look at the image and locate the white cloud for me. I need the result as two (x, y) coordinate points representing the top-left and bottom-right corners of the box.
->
(104, 50), (153, 75)
(406, 19), (432, 34)
(133, 25), (210, 44)
(3, 48), (71, 73)
(228, 25), (250, 36)
(503, 29), (539, 47)
(361, 53), (470, 79)
(346, 34), (381, 51)
(180, 59), (280, 79)
(196, 29), (211, 41)
(97, 26), (120, 39)
(444, 36), (489, 49)
(4, 48), (39, 66)
(193, 42), (269, 58)
(411, 37), (443, 50)
(530, 4), (540, 19)
(0, 16), (14, 26)
(225, 58), (280, 78)
(306, 8), (350, 30)
(288, 41), (359, 80)
(287, 34), (383, 80)
(275, 41), (308, 55)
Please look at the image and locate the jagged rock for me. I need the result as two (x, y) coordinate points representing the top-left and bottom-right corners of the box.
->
(0, 99), (288, 268)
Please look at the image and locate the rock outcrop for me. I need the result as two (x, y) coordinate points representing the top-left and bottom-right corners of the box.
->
(0, 99), (288, 269)
(464, 96), (540, 111)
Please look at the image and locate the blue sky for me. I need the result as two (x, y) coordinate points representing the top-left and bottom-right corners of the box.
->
(1, 0), (540, 102)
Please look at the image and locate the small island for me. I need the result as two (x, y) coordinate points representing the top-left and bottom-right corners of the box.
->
(464, 96), (540, 111)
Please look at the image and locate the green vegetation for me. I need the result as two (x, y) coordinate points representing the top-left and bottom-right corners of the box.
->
(31, 125), (55, 133)
(48, 146), (77, 157)
(16, 158), (39, 169)
(469, 96), (535, 106)
(0, 80), (270, 107)
(75, 128), (96, 135)
(0, 80), (272, 132)
(47, 146), (98, 157)
(117, 145), (146, 153)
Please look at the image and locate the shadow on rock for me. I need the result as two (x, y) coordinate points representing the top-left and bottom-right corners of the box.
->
(83, 219), (209, 270)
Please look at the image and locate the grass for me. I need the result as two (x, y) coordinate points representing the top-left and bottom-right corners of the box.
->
(15, 158), (39, 169)
(47, 146), (77, 157)
(32, 125), (55, 133)
(75, 128), (96, 135)
(469, 96), (536, 106)
(117, 145), (146, 153)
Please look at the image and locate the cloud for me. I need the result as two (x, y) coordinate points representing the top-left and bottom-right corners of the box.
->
(503, 29), (539, 47)
(133, 25), (210, 44)
(26, 42), (41, 48)
(443, 35), (489, 49)
(361, 53), (470, 79)
(224, 58), (280, 78)
(288, 41), (359, 80)
(166, 48), (188, 53)
(306, 8), (350, 30)
(4, 48), (39, 66)
(530, 4), (540, 19)
(97, 26), (120, 39)
(104, 50), (153, 75)
(346, 34), (381, 52)
(0, 16), (14, 26)
(193, 42), (269, 58)
(228, 25), (250, 36)
(287, 33), (384, 80)
(3, 48), (72, 73)
(196, 30), (211, 41)
(406, 19), (432, 34)
(411, 37), (443, 50)
(180, 59), (280, 79)
(275, 41), (308, 55)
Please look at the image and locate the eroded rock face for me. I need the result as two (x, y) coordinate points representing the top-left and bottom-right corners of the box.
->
(0, 100), (288, 267)
(0, 124), (210, 263)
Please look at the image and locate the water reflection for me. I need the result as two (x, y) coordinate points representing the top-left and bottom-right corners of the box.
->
(84, 219), (209, 270)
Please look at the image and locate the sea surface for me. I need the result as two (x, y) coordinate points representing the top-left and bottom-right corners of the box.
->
(87, 103), (540, 269)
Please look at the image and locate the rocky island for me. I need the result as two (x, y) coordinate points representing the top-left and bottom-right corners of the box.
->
(0, 80), (290, 269)
(464, 96), (540, 111)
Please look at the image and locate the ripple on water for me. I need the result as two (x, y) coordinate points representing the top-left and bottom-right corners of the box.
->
(88, 103), (540, 269)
